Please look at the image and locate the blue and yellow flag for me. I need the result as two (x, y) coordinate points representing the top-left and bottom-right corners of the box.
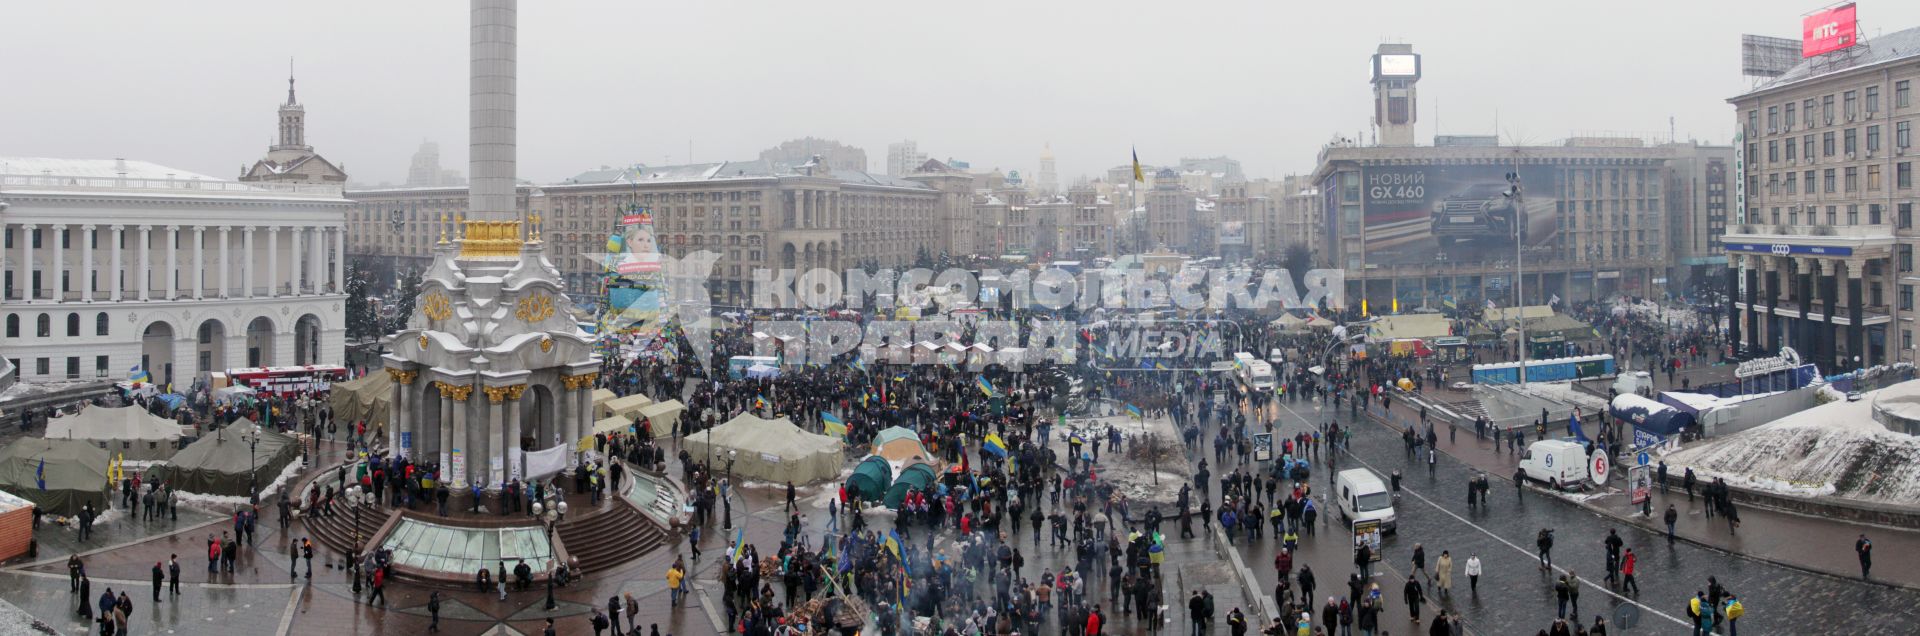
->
(127, 364), (151, 384)
(982, 433), (1008, 458)
(975, 375), (998, 398)
(1125, 403), (1143, 419)
(821, 411), (847, 438)
(605, 232), (626, 255)
(755, 395), (769, 410)
(731, 527), (747, 562)
(1132, 147), (1145, 183)
(35, 459), (45, 491)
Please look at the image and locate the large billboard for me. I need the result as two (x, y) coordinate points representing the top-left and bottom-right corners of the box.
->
(1373, 54), (1420, 79)
(1359, 164), (1561, 266)
(1217, 221), (1247, 245)
(1802, 3), (1858, 58)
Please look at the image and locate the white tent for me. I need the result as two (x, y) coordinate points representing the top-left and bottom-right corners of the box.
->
(682, 414), (843, 484)
(46, 405), (188, 461)
(638, 400), (686, 437)
(602, 394), (654, 420)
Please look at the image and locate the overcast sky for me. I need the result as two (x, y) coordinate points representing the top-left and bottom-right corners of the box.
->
(6, 1), (1919, 186)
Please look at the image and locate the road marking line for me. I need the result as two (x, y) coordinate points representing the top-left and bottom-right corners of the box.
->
(275, 585), (304, 636)
(1275, 400), (1691, 629)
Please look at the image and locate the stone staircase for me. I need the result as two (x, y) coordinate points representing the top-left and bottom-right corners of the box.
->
(554, 495), (666, 575)
(301, 500), (391, 559)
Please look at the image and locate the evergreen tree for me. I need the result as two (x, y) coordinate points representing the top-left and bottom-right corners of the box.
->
(344, 264), (376, 339)
(391, 269), (423, 333)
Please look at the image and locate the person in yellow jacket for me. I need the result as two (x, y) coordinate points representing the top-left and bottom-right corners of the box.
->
(665, 560), (685, 607)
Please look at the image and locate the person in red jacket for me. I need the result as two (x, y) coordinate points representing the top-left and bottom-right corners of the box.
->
(1086, 604), (1103, 636)
(1620, 549), (1639, 595)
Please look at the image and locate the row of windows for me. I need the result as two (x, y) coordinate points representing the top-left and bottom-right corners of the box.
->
(1755, 122), (1914, 165)
(7, 356), (111, 381)
(1753, 162), (1917, 201)
(1752, 81), (1914, 136)
(1759, 203), (1896, 227)
(3, 312), (109, 338)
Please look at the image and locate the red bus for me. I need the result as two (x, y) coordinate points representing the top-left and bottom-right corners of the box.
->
(224, 365), (349, 396)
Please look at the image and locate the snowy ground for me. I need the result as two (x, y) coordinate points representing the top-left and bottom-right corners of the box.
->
(1612, 299), (1704, 329)
(1042, 411), (1188, 510)
(1663, 385), (1920, 507)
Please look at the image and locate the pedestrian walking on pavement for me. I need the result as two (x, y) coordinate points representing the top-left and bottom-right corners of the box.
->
(1536, 528), (1554, 571)
(1664, 505), (1679, 544)
(1465, 554), (1481, 595)
(167, 556), (180, 596)
(1621, 549), (1640, 595)
(1856, 534), (1873, 580)
(150, 562), (163, 602)
(1435, 551), (1453, 599)
(1554, 575), (1571, 618)
(1566, 570), (1581, 618)
(1403, 575), (1424, 624)
(427, 591), (442, 632)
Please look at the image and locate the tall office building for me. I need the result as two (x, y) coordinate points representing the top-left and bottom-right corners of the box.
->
(887, 140), (928, 176)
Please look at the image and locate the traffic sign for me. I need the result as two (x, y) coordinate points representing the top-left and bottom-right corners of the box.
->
(1637, 451), (1651, 467)
(1591, 453), (1611, 485)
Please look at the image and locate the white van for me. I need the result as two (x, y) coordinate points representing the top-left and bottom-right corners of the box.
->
(1239, 361), (1276, 391)
(1519, 439), (1594, 490)
(1232, 351), (1259, 368)
(1334, 468), (1397, 533)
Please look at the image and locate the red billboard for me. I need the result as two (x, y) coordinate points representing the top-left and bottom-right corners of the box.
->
(1802, 4), (1858, 58)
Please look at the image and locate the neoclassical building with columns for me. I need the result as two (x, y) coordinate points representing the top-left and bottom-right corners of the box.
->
(0, 157), (349, 387)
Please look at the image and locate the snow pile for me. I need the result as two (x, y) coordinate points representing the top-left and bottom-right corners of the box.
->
(1664, 385), (1920, 507)
(1044, 413), (1187, 509)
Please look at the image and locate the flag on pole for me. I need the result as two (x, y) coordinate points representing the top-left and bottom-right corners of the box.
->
(128, 364), (152, 384)
(1361, 298), (1369, 316)
(821, 411), (847, 438)
(1132, 147), (1145, 183)
(1125, 403), (1143, 419)
(35, 459), (45, 491)
(731, 527), (747, 562)
(975, 374), (998, 398)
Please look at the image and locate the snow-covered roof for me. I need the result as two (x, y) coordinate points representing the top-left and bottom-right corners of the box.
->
(1743, 26), (1920, 98)
(555, 160), (933, 191)
(0, 157), (224, 182)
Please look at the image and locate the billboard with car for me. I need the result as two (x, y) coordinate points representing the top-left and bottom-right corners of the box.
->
(1359, 164), (1561, 266)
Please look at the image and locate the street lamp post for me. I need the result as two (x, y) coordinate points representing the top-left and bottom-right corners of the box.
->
(348, 485), (365, 595)
(538, 500), (561, 610)
(243, 433), (261, 505)
(722, 450), (737, 530)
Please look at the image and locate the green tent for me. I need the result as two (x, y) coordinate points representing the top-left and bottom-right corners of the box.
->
(329, 371), (392, 431)
(0, 438), (110, 516)
(884, 462), (937, 510)
(845, 456), (893, 505)
(145, 419), (299, 497)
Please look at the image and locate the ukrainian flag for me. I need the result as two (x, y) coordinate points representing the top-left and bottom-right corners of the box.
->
(821, 411), (847, 438)
(128, 364), (152, 384)
(982, 433), (1008, 458)
(975, 375), (997, 398)
(605, 232), (626, 254)
(754, 395), (769, 410)
(1132, 147), (1145, 183)
(1125, 403), (1143, 419)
